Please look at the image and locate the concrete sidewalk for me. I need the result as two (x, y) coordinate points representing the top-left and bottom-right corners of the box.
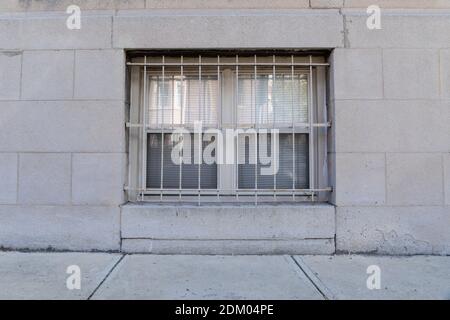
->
(0, 251), (449, 300)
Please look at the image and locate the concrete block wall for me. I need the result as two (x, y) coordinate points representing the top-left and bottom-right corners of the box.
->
(331, 9), (450, 255)
(0, 8), (126, 251)
(0, 0), (448, 254)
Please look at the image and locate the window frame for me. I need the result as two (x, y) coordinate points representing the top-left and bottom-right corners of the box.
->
(126, 52), (331, 203)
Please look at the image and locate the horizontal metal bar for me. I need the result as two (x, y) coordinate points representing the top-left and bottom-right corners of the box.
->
(125, 122), (142, 128)
(310, 122), (332, 128)
(140, 197), (317, 204)
(126, 122), (332, 129)
(233, 122), (332, 128)
(125, 187), (332, 193)
(127, 62), (329, 67)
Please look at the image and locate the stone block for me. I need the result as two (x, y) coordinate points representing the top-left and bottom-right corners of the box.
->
(344, 11), (450, 48)
(344, 1), (450, 8)
(386, 153), (443, 206)
(0, 12), (112, 50)
(311, 0), (344, 8)
(0, 51), (21, 100)
(332, 48), (383, 99)
(18, 153), (71, 205)
(334, 100), (449, 153)
(0, 101), (126, 152)
(440, 49), (450, 99)
(0, 153), (18, 204)
(145, 0), (310, 9)
(121, 204), (335, 240)
(0, 0), (145, 11)
(445, 154), (450, 205)
(21, 50), (74, 100)
(74, 49), (125, 100)
(121, 239), (335, 255)
(113, 9), (343, 49)
(72, 153), (126, 205)
(0, 205), (120, 251)
(336, 206), (450, 255)
(335, 153), (386, 205)
(383, 49), (439, 99)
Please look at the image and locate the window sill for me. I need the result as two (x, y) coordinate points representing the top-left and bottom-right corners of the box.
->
(120, 202), (335, 254)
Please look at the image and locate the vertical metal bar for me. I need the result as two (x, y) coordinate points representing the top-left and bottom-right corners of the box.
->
(217, 55), (221, 201)
(155, 75), (159, 129)
(141, 56), (148, 201)
(235, 54), (239, 200)
(291, 55), (295, 201)
(179, 56), (183, 200)
(308, 55), (315, 201)
(172, 60), (175, 129)
(160, 56), (165, 201)
(254, 54), (258, 205)
(272, 55), (276, 199)
(180, 56), (184, 127)
(128, 65), (134, 201)
(198, 55), (202, 205)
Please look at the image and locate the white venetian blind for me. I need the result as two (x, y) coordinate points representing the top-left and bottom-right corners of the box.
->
(237, 68), (308, 127)
(146, 67), (218, 128)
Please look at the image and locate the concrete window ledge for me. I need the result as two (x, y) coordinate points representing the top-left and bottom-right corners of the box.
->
(120, 203), (336, 255)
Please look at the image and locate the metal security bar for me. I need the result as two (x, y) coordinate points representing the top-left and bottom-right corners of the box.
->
(127, 53), (331, 204)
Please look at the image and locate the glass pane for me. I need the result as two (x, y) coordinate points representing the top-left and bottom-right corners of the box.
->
(237, 69), (308, 126)
(146, 133), (217, 189)
(146, 67), (218, 127)
(238, 133), (309, 189)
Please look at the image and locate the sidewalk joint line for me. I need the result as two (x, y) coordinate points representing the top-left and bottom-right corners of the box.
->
(87, 254), (126, 300)
(290, 256), (334, 300)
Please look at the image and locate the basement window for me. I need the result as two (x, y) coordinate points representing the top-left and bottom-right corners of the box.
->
(126, 51), (331, 204)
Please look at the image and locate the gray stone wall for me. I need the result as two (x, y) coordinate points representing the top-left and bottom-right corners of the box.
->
(330, 8), (450, 255)
(0, 0), (448, 254)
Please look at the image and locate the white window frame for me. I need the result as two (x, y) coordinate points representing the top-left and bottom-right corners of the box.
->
(126, 52), (331, 204)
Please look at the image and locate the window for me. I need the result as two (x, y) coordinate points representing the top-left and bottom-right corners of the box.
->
(127, 52), (331, 203)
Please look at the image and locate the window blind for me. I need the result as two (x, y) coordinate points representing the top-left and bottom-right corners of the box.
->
(147, 68), (218, 128)
(146, 133), (217, 189)
(238, 133), (309, 189)
(237, 69), (308, 126)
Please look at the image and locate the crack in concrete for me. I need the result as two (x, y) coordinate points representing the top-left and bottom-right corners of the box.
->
(340, 8), (350, 48)
(87, 254), (126, 300)
(289, 255), (335, 300)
